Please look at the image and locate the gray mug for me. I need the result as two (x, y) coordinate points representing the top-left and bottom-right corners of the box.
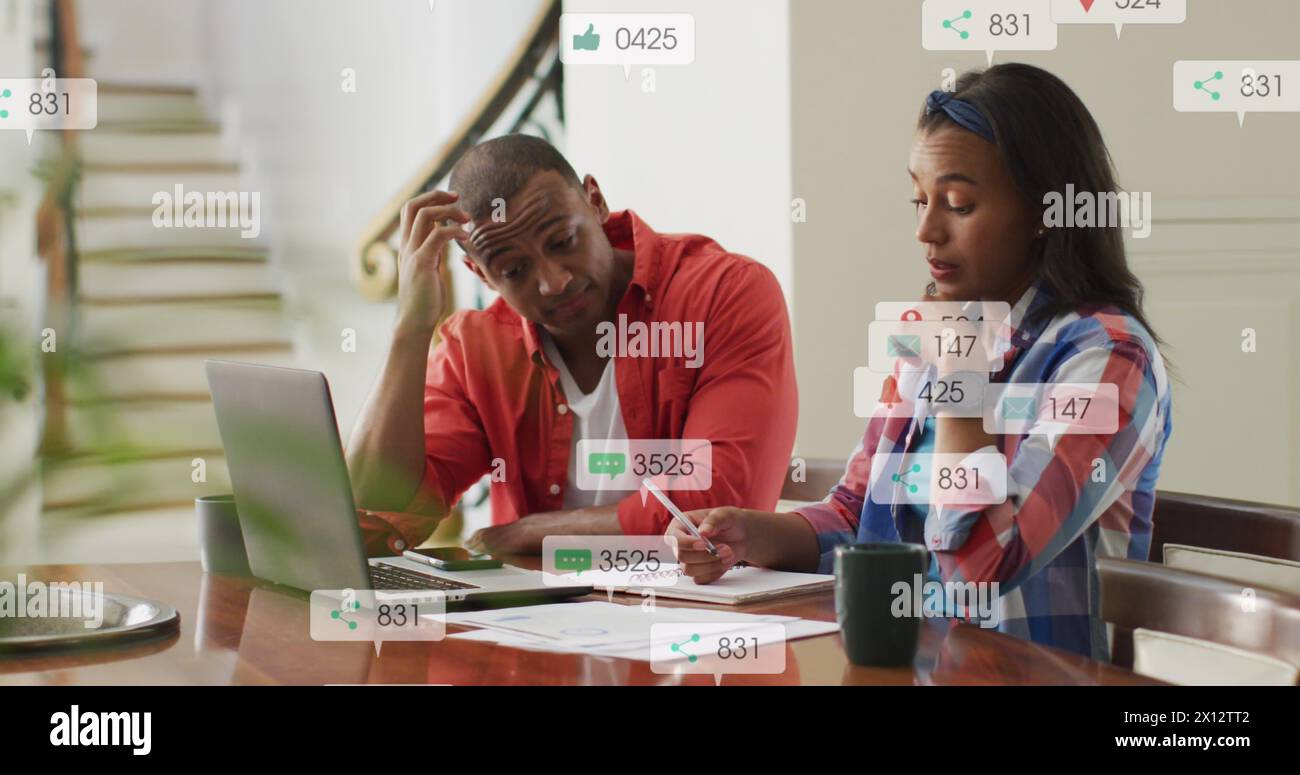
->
(196, 494), (251, 575)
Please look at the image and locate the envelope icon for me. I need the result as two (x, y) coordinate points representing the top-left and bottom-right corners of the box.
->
(1001, 396), (1037, 421)
(887, 335), (922, 358)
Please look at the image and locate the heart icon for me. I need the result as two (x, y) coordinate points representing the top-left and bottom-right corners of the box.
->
(1080, 0), (1096, 10)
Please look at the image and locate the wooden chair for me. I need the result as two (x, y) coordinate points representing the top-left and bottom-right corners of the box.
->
(1152, 490), (1300, 562)
(1150, 490), (1300, 596)
(1098, 557), (1300, 684)
(779, 457), (845, 504)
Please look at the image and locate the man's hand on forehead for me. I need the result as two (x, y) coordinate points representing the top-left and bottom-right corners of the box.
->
(393, 188), (469, 333)
(400, 189), (471, 249)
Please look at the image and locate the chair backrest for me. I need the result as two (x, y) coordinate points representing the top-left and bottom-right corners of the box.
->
(1152, 490), (1300, 563)
(1131, 628), (1299, 686)
(779, 458), (845, 504)
(1098, 557), (1300, 683)
(1163, 543), (1300, 597)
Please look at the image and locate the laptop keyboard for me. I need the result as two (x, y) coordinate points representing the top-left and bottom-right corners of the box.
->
(369, 563), (479, 591)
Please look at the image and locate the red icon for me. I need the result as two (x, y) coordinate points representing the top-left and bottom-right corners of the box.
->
(1079, 0), (1096, 11)
(900, 309), (923, 322)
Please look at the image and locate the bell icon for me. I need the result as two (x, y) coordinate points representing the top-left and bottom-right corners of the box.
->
(900, 309), (923, 322)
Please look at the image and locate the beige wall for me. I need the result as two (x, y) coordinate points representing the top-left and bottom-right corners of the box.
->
(564, 0), (794, 302)
(790, 0), (1300, 504)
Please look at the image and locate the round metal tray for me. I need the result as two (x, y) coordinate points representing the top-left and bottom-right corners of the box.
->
(0, 589), (180, 653)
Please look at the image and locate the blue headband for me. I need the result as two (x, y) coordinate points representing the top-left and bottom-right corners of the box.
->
(925, 90), (996, 145)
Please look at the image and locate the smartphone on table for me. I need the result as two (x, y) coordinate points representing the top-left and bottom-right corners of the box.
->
(402, 547), (503, 571)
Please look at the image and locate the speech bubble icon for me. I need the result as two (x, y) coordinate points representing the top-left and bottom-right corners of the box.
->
(587, 452), (627, 480)
(921, 0), (1057, 66)
(554, 548), (593, 575)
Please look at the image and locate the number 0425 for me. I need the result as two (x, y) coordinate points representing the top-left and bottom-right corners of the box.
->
(615, 27), (677, 50)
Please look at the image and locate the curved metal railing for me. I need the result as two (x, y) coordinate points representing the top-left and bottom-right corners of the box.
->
(351, 0), (564, 302)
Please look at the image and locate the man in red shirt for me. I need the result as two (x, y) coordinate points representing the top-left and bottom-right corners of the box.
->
(346, 135), (796, 556)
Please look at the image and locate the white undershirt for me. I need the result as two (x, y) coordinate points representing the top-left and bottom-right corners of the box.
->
(542, 334), (630, 509)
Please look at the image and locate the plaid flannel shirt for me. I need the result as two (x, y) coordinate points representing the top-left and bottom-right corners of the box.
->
(795, 283), (1172, 659)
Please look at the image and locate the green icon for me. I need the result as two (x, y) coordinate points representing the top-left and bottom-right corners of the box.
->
(0, 88), (10, 119)
(572, 22), (600, 51)
(942, 10), (972, 40)
(892, 463), (922, 494)
(555, 548), (593, 575)
(1194, 71), (1223, 101)
(1001, 396), (1037, 421)
(671, 633), (701, 662)
(587, 451), (626, 479)
(330, 599), (361, 630)
(887, 334), (921, 358)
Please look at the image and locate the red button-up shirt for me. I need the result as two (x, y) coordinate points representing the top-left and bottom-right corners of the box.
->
(362, 210), (797, 553)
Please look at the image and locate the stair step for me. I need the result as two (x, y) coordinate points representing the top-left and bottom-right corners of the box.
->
(68, 343), (295, 400)
(80, 246), (268, 262)
(65, 399), (223, 452)
(78, 169), (247, 211)
(84, 162), (239, 174)
(79, 124), (223, 166)
(78, 299), (288, 352)
(93, 119), (221, 133)
(77, 204), (261, 252)
(98, 83), (198, 97)
(42, 451), (230, 511)
(39, 507), (201, 563)
(97, 91), (207, 124)
(78, 291), (281, 307)
(78, 255), (275, 299)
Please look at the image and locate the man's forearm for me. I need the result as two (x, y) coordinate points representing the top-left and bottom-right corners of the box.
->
(346, 323), (439, 513)
(524, 505), (622, 538)
(468, 505), (623, 555)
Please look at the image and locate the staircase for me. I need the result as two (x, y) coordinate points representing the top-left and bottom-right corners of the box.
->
(39, 80), (296, 561)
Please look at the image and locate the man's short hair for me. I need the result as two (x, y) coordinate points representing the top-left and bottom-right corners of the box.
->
(448, 134), (582, 222)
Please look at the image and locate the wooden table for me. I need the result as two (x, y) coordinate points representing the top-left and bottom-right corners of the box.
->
(0, 561), (1160, 685)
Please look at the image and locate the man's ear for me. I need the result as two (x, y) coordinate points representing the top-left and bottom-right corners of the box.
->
(583, 174), (611, 222)
(462, 255), (496, 291)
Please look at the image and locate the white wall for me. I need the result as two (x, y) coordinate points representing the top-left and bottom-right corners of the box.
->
(198, 0), (545, 438)
(562, 0), (794, 303)
(76, 0), (203, 86)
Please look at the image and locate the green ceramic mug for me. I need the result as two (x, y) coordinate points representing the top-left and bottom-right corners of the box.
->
(835, 542), (928, 667)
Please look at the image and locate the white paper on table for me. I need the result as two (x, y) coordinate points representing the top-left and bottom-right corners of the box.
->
(442, 602), (839, 661)
(443, 601), (790, 647)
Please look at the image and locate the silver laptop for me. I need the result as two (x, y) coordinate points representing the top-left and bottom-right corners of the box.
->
(204, 359), (591, 606)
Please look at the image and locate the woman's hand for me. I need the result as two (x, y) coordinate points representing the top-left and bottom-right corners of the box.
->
(666, 507), (750, 584)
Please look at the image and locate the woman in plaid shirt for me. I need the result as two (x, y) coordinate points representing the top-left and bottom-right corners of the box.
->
(669, 63), (1173, 659)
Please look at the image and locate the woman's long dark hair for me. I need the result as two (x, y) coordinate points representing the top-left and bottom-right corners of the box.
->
(918, 63), (1164, 350)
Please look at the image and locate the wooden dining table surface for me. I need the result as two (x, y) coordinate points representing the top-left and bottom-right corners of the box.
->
(0, 559), (1161, 686)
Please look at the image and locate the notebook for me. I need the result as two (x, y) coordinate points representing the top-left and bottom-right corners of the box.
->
(629, 566), (835, 605)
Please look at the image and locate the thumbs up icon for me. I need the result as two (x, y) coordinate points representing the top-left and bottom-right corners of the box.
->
(572, 23), (600, 51)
